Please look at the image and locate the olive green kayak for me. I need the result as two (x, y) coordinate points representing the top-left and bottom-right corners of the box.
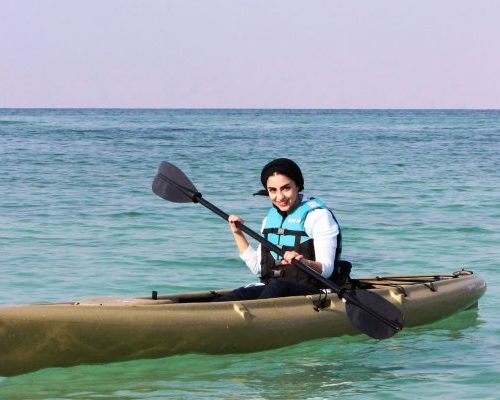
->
(0, 270), (486, 377)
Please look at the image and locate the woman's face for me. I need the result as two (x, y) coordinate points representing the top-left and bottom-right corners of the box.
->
(266, 173), (300, 212)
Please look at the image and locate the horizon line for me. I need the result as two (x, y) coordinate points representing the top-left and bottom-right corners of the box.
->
(1, 107), (499, 111)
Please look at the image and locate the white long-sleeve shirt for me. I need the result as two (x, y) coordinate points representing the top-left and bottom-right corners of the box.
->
(239, 198), (340, 278)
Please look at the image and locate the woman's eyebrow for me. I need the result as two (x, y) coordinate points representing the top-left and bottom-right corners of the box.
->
(267, 184), (291, 190)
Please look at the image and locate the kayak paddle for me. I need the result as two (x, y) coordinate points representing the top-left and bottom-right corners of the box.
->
(152, 161), (404, 339)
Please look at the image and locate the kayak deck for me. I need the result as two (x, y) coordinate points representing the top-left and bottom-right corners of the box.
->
(0, 271), (487, 377)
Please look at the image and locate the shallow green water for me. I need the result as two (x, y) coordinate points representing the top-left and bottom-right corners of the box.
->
(0, 109), (498, 399)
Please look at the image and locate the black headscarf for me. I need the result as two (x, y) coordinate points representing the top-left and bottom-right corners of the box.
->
(254, 158), (304, 196)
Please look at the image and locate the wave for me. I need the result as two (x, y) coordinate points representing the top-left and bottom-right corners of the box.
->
(0, 120), (25, 125)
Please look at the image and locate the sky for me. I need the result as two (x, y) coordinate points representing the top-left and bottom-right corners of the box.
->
(1, 0), (499, 109)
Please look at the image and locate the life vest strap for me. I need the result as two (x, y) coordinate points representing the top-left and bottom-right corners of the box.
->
(262, 227), (309, 237)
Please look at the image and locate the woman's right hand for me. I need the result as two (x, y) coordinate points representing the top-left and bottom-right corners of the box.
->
(228, 215), (245, 234)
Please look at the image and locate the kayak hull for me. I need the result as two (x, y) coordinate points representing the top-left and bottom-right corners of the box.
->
(0, 272), (486, 377)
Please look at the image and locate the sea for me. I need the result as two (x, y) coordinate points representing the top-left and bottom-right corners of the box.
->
(0, 109), (498, 399)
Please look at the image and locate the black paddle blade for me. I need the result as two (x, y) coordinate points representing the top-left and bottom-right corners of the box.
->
(152, 161), (199, 203)
(345, 289), (404, 339)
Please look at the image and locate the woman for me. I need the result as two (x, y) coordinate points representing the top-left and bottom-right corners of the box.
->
(217, 158), (343, 301)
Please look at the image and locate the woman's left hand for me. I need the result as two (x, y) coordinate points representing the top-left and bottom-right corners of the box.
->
(281, 251), (323, 274)
(280, 251), (304, 265)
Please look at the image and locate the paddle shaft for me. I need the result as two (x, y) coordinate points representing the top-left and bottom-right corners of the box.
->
(194, 194), (401, 331)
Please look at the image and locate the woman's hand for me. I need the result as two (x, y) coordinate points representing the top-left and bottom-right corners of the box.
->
(228, 215), (245, 234)
(280, 251), (304, 265)
(228, 215), (250, 255)
(280, 251), (323, 274)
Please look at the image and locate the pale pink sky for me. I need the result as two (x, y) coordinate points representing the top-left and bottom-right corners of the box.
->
(1, 0), (499, 108)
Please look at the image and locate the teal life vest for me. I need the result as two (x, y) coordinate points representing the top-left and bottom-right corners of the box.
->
(260, 197), (342, 288)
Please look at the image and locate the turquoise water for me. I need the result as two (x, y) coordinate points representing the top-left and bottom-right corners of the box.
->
(0, 109), (498, 399)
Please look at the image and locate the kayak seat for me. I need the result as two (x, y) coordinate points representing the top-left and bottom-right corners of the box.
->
(329, 260), (352, 286)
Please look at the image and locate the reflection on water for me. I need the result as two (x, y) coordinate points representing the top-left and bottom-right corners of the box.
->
(407, 306), (483, 335)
